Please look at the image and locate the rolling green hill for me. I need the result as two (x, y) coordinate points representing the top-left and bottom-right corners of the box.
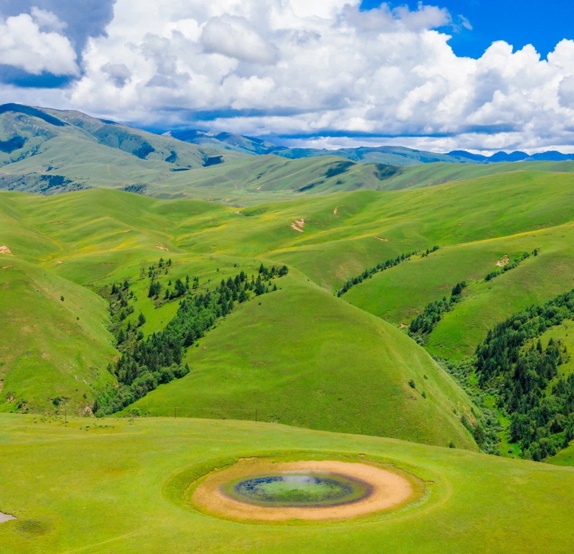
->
(130, 271), (475, 447)
(3, 131), (574, 552)
(2, 156), (574, 454)
(0, 188), (480, 449)
(0, 258), (116, 414)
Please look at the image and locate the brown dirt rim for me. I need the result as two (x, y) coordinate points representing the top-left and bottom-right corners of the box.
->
(191, 459), (420, 522)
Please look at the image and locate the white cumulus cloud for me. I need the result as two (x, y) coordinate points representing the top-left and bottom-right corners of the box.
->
(54, 1), (574, 151)
(0, 10), (78, 75)
(201, 15), (280, 65)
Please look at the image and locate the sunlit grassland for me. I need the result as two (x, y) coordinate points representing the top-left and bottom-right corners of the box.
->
(345, 222), (574, 358)
(0, 259), (116, 413)
(1, 415), (573, 553)
(131, 270), (476, 449)
(2, 166), (574, 440)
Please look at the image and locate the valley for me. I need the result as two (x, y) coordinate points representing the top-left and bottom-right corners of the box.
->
(1, 105), (574, 552)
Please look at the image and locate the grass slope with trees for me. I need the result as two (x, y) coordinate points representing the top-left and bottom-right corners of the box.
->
(1, 165), (574, 455)
(3, 130), (574, 550)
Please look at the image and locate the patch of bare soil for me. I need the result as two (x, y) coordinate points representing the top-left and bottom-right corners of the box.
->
(0, 512), (16, 524)
(333, 207), (338, 216)
(496, 255), (510, 267)
(191, 459), (417, 522)
(375, 237), (388, 242)
(0, 246), (12, 254)
(156, 245), (169, 252)
(291, 218), (305, 233)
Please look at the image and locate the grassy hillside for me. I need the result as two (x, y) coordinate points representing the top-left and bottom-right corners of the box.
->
(0, 189), (479, 448)
(344, 221), (574, 358)
(550, 441), (574, 466)
(2, 164), (574, 448)
(131, 271), (476, 448)
(1, 414), (573, 553)
(0, 258), (116, 413)
(148, 154), (574, 205)
(381, 161), (574, 190)
(0, 104), (243, 195)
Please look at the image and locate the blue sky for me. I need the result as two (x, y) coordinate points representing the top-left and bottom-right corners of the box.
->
(361, 0), (574, 59)
(1, 1), (574, 153)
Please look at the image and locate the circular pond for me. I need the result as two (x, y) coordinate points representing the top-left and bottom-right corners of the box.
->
(190, 459), (421, 522)
(223, 471), (372, 507)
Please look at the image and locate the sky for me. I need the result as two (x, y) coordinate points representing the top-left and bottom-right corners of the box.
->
(1, 1), (574, 153)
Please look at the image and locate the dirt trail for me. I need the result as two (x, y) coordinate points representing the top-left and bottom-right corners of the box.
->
(192, 459), (417, 522)
(290, 218), (305, 233)
(0, 512), (16, 524)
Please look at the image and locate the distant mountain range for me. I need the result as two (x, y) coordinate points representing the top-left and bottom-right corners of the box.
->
(448, 149), (574, 163)
(2, 102), (574, 199)
(0, 103), (241, 193)
(166, 128), (574, 166)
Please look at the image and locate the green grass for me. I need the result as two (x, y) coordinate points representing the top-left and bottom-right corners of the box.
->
(4, 109), (574, 551)
(1, 414), (574, 553)
(0, 259), (116, 414)
(3, 167), (574, 444)
(131, 271), (477, 449)
(381, 162), (574, 190)
(344, 221), (574, 359)
(0, 190), (478, 448)
(6, 104), (574, 206)
(535, 319), (574, 377)
(0, 107), (244, 194)
(549, 441), (574, 466)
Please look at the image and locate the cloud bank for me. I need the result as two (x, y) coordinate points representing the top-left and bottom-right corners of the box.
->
(0, 10), (78, 76)
(2, 0), (574, 152)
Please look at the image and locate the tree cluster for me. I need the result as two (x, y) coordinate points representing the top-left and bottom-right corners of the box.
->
(421, 245), (440, 258)
(337, 250), (421, 297)
(439, 358), (501, 454)
(95, 263), (288, 416)
(107, 280), (138, 343)
(484, 249), (539, 282)
(409, 281), (467, 343)
(475, 288), (574, 460)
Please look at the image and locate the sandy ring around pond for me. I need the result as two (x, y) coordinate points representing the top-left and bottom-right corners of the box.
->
(191, 459), (418, 522)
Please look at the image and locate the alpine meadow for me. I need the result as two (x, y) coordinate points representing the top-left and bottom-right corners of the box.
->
(1, 98), (574, 552)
